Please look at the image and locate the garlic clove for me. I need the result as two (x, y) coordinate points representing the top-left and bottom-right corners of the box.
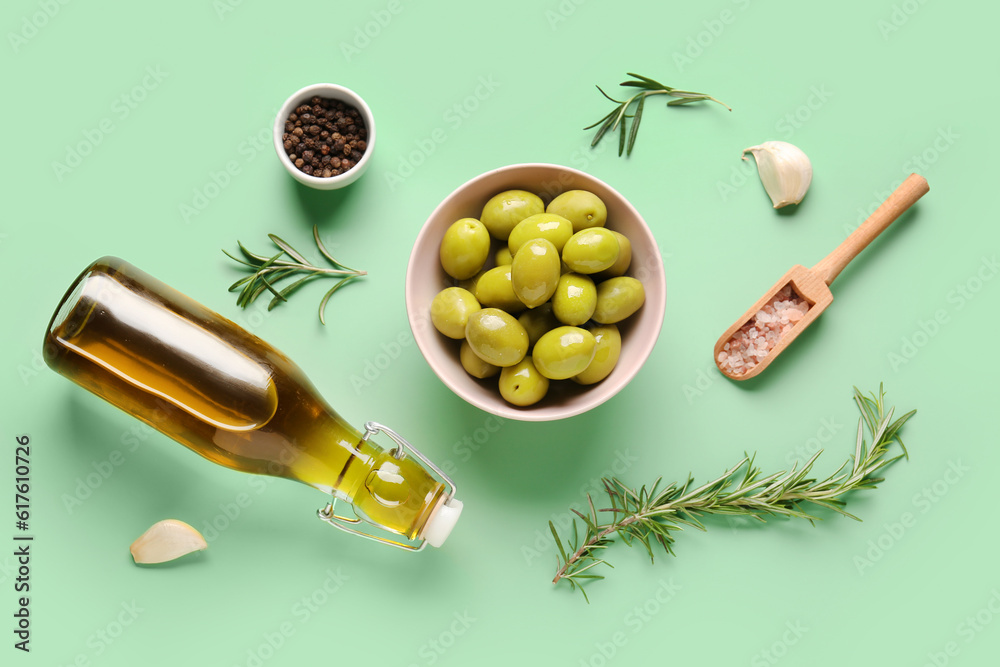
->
(742, 141), (812, 208)
(130, 519), (207, 564)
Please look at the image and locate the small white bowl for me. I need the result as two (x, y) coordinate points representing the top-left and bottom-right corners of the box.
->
(406, 163), (666, 422)
(273, 83), (376, 190)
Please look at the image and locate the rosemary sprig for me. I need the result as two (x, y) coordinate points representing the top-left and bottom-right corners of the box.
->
(585, 72), (731, 156)
(223, 225), (366, 325)
(550, 385), (914, 602)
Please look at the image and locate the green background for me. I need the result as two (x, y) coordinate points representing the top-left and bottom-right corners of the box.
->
(2, 0), (998, 665)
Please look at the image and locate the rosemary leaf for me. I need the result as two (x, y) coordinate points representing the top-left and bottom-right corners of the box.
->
(625, 72), (673, 91)
(223, 249), (260, 269)
(224, 225), (365, 324)
(312, 226), (360, 272)
(586, 72), (730, 156)
(267, 234), (311, 265)
(238, 241), (270, 265)
(550, 386), (914, 601)
(228, 275), (255, 292)
(317, 275), (362, 325)
(626, 95), (645, 156)
(267, 272), (323, 310)
(666, 96), (709, 106)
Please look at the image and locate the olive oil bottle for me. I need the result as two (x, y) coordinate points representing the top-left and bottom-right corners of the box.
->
(43, 257), (462, 549)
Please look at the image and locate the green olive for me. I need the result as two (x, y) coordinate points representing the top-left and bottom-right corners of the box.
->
(596, 231), (632, 279)
(517, 303), (560, 350)
(457, 268), (487, 294)
(430, 287), (481, 339)
(465, 308), (528, 367)
(499, 357), (549, 406)
(474, 266), (525, 313)
(460, 340), (500, 379)
(494, 247), (513, 266)
(546, 190), (607, 232)
(532, 326), (596, 380)
(593, 277), (645, 324)
(551, 273), (597, 326)
(573, 324), (621, 385)
(507, 213), (573, 255)
(511, 238), (561, 308)
(440, 218), (490, 280)
(562, 228), (620, 274)
(480, 190), (544, 240)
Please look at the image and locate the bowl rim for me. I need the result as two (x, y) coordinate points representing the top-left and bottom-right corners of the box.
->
(272, 83), (376, 190)
(405, 162), (666, 421)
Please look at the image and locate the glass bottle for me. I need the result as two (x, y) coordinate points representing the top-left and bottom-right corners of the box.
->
(43, 257), (462, 550)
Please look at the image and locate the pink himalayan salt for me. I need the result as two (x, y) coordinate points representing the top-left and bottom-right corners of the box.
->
(716, 285), (809, 376)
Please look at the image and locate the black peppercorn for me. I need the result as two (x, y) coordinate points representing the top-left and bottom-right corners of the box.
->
(282, 96), (368, 178)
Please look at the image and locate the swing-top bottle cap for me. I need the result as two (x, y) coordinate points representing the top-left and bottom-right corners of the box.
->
(421, 497), (463, 548)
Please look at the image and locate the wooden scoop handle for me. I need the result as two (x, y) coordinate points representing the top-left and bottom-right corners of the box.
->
(812, 173), (929, 286)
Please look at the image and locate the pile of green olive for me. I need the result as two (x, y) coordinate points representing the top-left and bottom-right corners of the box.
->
(430, 188), (645, 407)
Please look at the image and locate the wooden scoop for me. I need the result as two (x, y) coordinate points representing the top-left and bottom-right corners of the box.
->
(714, 173), (929, 380)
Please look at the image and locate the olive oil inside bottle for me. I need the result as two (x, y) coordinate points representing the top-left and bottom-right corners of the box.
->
(44, 258), (445, 540)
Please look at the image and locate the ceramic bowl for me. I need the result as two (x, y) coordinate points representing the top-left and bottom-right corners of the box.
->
(273, 83), (375, 190)
(405, 163), (666, 421)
